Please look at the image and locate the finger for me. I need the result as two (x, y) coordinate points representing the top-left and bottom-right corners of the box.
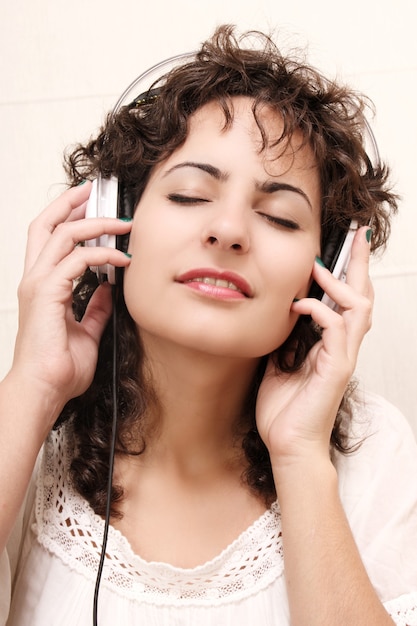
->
(292, 279), (373, 365)
(293, 297), (349, 359)
(36, 245), (132, 287)
(311, 267), (373, 314)
(28, 217), (132, 279)
(344, 226), (372, 294)
(80, 282), (113, 344)
(24, 183), (92, 272)
(296, 260), (373, 328)
(311, 231), (371, 312)
(63, 201), (89, 224)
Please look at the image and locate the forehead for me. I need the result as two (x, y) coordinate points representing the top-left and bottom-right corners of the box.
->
(201, 95), (304, 137)
(148, 96), (319, 192)
(173, 96), (318, 175)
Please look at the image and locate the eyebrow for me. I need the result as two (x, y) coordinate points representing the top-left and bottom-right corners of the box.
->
(163, 161), (228, 181)
(163, 161), (312, 210)
(256, 180), (313, 211)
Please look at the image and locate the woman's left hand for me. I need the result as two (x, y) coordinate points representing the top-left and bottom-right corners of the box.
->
(256, 226), (373, 468)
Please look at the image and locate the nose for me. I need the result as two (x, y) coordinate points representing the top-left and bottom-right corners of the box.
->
(201, 205), (250, 253)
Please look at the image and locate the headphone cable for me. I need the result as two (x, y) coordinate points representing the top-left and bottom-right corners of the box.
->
(93, 284), (118, 626)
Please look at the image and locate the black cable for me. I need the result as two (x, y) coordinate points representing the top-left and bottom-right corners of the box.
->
(93, 284), (119, 626)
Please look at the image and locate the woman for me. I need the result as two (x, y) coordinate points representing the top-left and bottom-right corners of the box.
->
(1, 25), (416, 626)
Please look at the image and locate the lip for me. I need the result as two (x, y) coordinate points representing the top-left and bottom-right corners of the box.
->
(176, 268), (253, 298)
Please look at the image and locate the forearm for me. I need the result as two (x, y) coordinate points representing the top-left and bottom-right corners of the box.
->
(0, 371), (63, 553)
(0, 184), (128, 554)
(273, 456), (394, 626)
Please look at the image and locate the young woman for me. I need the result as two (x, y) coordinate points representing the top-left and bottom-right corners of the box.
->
(1, 25), (416, 626)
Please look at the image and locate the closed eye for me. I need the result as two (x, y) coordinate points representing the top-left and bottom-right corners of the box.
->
(167, 193), (211, 205)
(257, 212), (300, 230)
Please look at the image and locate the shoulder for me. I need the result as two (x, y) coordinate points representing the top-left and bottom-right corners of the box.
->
(335, 390), (417, 603)
(334, 388), (417, 492)
(338, 389), (416, 464)
(333, 388), (417, 531)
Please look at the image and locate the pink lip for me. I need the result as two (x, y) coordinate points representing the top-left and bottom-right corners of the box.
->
(176, 268), (253, 299)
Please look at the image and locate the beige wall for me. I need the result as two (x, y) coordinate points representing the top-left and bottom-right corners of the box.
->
(1, 0), (416, 435)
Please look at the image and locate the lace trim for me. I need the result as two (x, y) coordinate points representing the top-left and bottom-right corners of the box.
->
(34, 426), (284, 606)
(385, 592), (417, 626)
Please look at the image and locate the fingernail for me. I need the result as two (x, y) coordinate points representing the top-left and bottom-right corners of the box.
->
(315, 256), (325, 267)
(124, 252), (132, 258)
(292, 297), (300, 302)
(366, 228), (372, 243)
(119, 217), (133, 222)
(77, 179), (87, 186)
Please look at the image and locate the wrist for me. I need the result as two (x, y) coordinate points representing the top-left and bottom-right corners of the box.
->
(270, 450), (338, 498)
(1, 369), (67, 441)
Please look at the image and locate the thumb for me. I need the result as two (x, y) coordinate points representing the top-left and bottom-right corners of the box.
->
(80, 282), (114, 344)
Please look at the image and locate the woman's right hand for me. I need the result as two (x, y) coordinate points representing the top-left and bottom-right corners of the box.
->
(10, 181), (132, 429)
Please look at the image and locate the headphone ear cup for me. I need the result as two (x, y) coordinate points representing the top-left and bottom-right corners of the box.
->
(117, 182), (135, 221)
(116, 182), (135, 256)
(308, 222), (350, 301)
(85, 176), (119, 284)
(321, 224), (348, 272)
(309, 220), (358, 308)
(114, 183), (135, 285)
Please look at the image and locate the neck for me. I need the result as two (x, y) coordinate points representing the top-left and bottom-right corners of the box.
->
(138, 332), (261, 473)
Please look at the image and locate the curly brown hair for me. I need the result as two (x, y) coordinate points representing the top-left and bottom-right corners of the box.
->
(58, 24), (398, 515)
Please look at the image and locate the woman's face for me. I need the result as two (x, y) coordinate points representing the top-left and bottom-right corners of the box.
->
(124, 97), (321, 359)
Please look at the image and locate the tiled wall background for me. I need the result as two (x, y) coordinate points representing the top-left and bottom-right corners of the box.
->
(1, 0), (416, 436)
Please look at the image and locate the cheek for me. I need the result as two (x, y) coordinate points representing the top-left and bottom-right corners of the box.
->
(263, 243), (316, 298)
(124, 225), (163, 316)
(126, 207), (174, 270)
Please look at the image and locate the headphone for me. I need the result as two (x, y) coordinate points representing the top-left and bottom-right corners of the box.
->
(85, 53), (381, 302)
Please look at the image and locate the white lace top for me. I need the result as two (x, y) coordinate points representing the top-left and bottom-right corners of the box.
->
(2, 391), (417, 625)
